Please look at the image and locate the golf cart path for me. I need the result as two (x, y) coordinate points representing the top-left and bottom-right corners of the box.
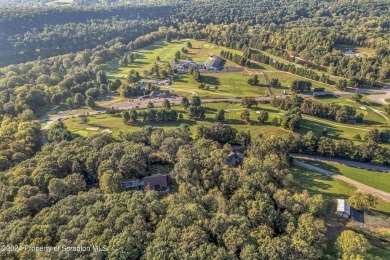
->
(291, 154), (390, 172)
(293, 157), (390, 203)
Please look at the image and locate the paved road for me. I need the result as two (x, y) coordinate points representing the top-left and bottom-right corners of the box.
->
(291, 154), (390, 172)
(293, 159), (390, 203)
(364, 89), (390, 105)
(259, 71), (274, 96)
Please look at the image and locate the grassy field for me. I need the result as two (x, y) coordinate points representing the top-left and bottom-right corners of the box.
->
(265, 71), (335, 92)
(298, 158), (390, 194)
(313, 96), (389, 125)
(63, 102), (291, 137)
(170, 72), (269, 98)
(62, 99), (389, 147)
(291, 166), (390, 214)
(249, 47), (346, 84)
(105, 39), (335, 98)
(299, 115), (369, 141)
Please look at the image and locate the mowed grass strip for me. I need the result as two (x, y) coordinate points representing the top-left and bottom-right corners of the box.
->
(291, 166), (390, 214)
(169, 72), (268, 98)
(298, 159), (390, 194)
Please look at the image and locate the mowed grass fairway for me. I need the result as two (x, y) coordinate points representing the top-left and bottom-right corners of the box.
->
(291, 166), (390, 214)
(298, 159), (390, 194)
(63, 102), (291, 137)
(171, 72), (269, 98)
(105, 39), (333, 98)
(311, 96), (389, 125)
(62, 100), (389, 147)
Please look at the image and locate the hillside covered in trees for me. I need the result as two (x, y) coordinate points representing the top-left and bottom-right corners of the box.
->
(0, 126), (329, 259)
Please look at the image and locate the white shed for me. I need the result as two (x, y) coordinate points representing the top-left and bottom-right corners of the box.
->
(336, 199), (351, 218)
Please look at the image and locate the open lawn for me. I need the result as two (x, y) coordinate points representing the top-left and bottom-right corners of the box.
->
(105, 39), (340, 98)
(299, 115), (369, 142)
(291, 166), (390, 214)
(298, 159), (390, 194)
(169, 72), (269, 98)
(63, 102), (291, 138)
(106, 39), (241, 79)
(308, 96), (389, 125)
(265, 71), (335, 93)
(249, 47), (345, 84)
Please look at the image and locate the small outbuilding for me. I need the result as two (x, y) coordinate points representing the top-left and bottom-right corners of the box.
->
(336, 199), (351, 218)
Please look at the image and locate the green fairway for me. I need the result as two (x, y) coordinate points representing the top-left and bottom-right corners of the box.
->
(298, 159), (390, 194)
(105, 39), (338, 98)
(62, 99), (389, 147)
(265, 71), (335, 92)
(299, 115), (370, 141)
(169, 72), (269, 98)
(63, 102), (291, 138)
(291, 166), (390, 214)
(311, 96), (389, 125)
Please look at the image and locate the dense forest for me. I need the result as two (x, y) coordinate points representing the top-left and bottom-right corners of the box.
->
(0, 125), (328, 259)
(1, 0), (389, 81)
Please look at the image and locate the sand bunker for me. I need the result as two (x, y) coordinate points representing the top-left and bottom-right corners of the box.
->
(86, 127), (99, 131)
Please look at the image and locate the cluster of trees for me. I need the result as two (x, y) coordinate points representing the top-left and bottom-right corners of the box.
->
(183, 96), (206, 119)
(196, 123), (240, 144)
(363, 128), (390, 144)
(280, 108), (302, 132)
(127, 70), (141, 83)
(290, 80), (312, 93)
(270, 78), (281, 88)
(189, 66), (201, 82)
(271, 95), (363, 124)
(290, 131), (390, 165)
(123, 107), (178, 123)
(0, 110), (42, 171)
(220, 50), (249, 66)
(147, 63), (174, 79)
(301, 99), (363, 124)
(119, 53), (135, 66)
(241, 97), (258, 108)
(247, 75), (260, 86)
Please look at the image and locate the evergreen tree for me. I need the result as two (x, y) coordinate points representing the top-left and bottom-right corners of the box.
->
(216, 109), (225, 121)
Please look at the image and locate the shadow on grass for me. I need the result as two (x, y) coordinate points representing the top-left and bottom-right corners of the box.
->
(291, 166), (350, 200)
(250, 63), (266, 70)
(299, 118), (344, 139)
(201, 75), (221, 85)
